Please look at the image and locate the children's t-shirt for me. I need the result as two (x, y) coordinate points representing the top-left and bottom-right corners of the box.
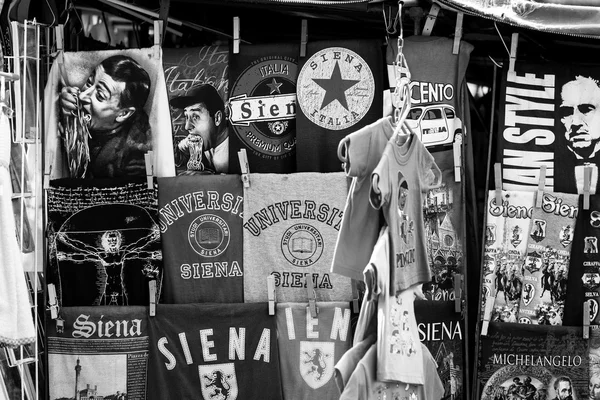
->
(276, 302), (352, 400)
(339, 344), (444, 400)
(331, 116), (395, 281)
(371, 134), (441, 291)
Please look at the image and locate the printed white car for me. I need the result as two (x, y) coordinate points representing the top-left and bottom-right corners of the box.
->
(405, 105), (462, 148)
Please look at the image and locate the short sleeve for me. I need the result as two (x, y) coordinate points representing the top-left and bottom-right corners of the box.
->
(370, 154), (390, 209)
(416, 140), (441, 190)
(345, 126), (373, 178)
(423, 346), (445, 400)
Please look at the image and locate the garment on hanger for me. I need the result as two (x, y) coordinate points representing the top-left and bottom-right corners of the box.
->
(0, 105), (35, 347)
(46, 306), (149, 400)
(334, 334), (376, 394)
(295, 39), (383, 173)
(228, 43), (298, 174)
(331, 116), (394, 282)
(276, 302), (352, 400)
(517, 192), (578, 325)
(146, 303), (283, 400)
(243, 172), (352, 303)
(158, 174), (244, 304)
(46, 178), (162, 307)
(44, 47), (175, 179)
(164, 46), (230, 176)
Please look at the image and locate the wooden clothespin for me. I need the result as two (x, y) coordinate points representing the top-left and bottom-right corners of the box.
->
(584, 300), (591, 339)
(422, 3), (440, 36)
(584, 165), (592, 210)
(453, 273), (462, 313)
(452, 13), (463, 55)
(55, 24), (64, 65)
(149, 280), (157, 317)
(300, 19), (308, 58)
(351, 280), (360, 313)
(233, 17), (240, 54)
(453, 131), (462, 182)
(47, 283), (59, 320)
(306, 275), (318, 318)
(144, 151), (154, 190)
(494, 163), (502, 206)
(509, 32), (519, 74)
(535, 165), (547, 208)
(44, 151), (53, 189)
(238, 149), (250, 188)
(153, 20), (164, 59)
(267, 275), (276, 316)
(480, 296), (495, 336)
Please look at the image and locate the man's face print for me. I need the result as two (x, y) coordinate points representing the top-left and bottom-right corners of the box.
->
(398, 174), (408, 212)
(560, 76), (600, 159)
(183, 102), (218, 149)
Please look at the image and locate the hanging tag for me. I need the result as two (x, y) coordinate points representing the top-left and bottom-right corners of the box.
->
(509, 32), (519, 74)
(267, 275), (276, 316)
(453, 132), (462, 182)
(306, 275), (318, 318)
(144, 151), (154, 190)
(153, 20), (163, 59)
(494, 163), (502, 206)
(535, 166), (547, 208)
(47, 283), (59, 320)
(452, 13), (463, 55)
(300, 19), (308, 58)
(584, 300), (591, 339)
(44, 151), (53, 189)
(149, 280), (157, 317)
(422, 3), (440, 36)
(233, 17), (240, 54)
(56, 317), (65, 334)
(453, 273), (462, 313)
(584, 165), (592, 210)
(481, 296), (496, 336)
(238, 149), (250, 188)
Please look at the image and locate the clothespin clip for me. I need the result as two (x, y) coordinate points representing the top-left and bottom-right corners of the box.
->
(149, 280), (157, 317)
(267, 275), (276, 316)
(535, 166), (547, 208)
(508, 32), (519, 74)
(584, 165), (592, 210)
(453, 273), (462, 313)
(300, 19), (308, 58)
(238, 149), (250, 188)
(153, 20), (163, 59)
(233, 17), (240, 54)
(584, 300), (591, 339)
(481, 296), (495, 336)
(55, 24), (64, 65)
(306, 275), (318, 318)
(494, 163), (502, 207)
(144, 151), (154, 190)
(422, 3), (440, 36)
(453, 131), (462, 182)
(452, 13), (463, 55)
(44, 151), (53, 189)
(47, 283), (59, 320)
(351, 280), (360, 313)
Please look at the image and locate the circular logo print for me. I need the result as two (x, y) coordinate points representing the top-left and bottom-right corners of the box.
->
(188, 214), (230, 257)
(297, 47), (375, 131)
(228, 56), (298, 159)
(281, 223), (324, 267)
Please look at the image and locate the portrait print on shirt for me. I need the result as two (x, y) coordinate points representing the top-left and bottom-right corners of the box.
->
(498, 64), (600, 196)
(47, 48), (174, 179)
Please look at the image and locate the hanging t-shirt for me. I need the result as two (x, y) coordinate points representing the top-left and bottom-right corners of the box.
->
(296, 39), (383, 172)
(371, 134), (441, 292)
(339, 344), (444, 400)
(564, 195), (600, 326)
(415, 300), (465, 400)
(147, 303), (282, 400)
(162, 45), (229, 176)
(481, 191), (534, 323)
(47, 306), (149, 400)
(334, 335), (376, 394)
(476, 322), (588, 400)
(243, 172), (352, 302)
(157, 175), (243, 304)
(518, 192), (578, 325)
(276, 302), (352, 400)
(331, 116), (394, 281)
(228, 43), (298, 173)
(46, 178), (162, 307)
(496, 63), (600, 195)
